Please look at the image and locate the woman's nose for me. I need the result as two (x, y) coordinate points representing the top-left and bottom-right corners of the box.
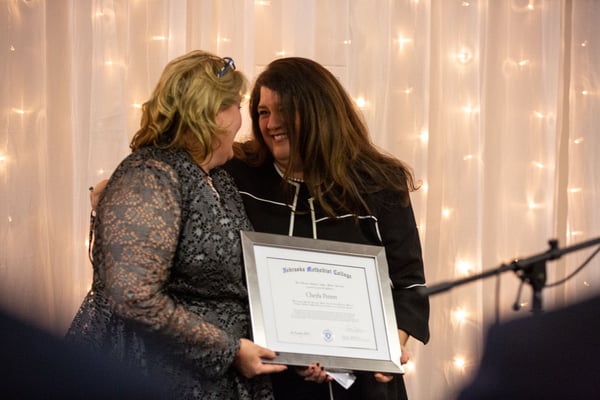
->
(266, 112), (281, 129)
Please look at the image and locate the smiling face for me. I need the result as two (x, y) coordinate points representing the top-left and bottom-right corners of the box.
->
(257, 87), (291, 172)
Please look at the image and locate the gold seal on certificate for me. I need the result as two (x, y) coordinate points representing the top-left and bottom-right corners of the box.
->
(240, 231), (403, 373)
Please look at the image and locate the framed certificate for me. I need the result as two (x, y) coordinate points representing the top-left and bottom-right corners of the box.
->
(240, 231), (403, 373)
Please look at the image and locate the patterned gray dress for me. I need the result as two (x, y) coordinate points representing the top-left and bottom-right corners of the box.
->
(66, 146), (272, 399)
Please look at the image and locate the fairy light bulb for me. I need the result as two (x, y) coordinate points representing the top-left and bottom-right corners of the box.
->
(531, 161), (544, 169)
(462, 104), (479, 114)
(451, 307), (469, 325)
(455, 260), (473, 276)
(355, 97), (367, 108)
(404, 360), (416, 374)
(442, 208), (451, 219)
(419, 129), (429, 144)
(453, 356), (466, 371)
(456, 48), (473, 64)
(397, 35), (412, 50)
(528, 200), (539, 210)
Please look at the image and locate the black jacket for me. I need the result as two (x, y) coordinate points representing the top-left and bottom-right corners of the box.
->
(225, 158), (430, 400)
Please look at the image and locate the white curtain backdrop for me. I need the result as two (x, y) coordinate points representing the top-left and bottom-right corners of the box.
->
(1, 1), (599, 399)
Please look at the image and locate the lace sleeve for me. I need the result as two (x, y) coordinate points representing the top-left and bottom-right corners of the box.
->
(96, 157), (239, 375)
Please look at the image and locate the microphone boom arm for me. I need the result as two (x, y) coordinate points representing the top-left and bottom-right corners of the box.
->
(417, 236), (600, 313)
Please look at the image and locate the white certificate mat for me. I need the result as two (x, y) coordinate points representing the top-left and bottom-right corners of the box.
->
(241, 231), (403, 373)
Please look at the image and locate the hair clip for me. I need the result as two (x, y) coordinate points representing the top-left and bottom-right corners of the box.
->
(217, 57), (236, 78)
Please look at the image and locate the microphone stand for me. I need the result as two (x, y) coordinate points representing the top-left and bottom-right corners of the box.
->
(417, 236), (600, 314)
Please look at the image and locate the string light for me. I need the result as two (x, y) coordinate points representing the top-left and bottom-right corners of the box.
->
(453, 356), (466, 371)
(462, 104), (479, 114)
(354, 97), (367, 108)
(455, 259), (474, 276)
(442, 208), (452, 219)
(151, 35), (167, 41)
(528, 200), (541, 210)
(419, 129), (429, 144)
(451, 307), (469, 325)
(531, 161), (544, 169)
(12, 108), (25, 114)
(455, 48), (473, 64)
(397, 35), (412, 50)
(573, 137), (584, 144)
(403, 360), (416, 374)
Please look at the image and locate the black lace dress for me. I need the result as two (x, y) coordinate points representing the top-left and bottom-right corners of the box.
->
(66, 147), (271, 399)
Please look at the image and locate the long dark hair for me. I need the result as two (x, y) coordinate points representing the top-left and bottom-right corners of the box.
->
(236, 57), (418, 216)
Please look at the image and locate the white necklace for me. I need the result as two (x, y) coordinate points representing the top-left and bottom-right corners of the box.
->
(273, 163), (304, 182)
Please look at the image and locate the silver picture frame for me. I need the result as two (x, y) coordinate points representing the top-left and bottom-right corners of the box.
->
(240, 230), (403, 373)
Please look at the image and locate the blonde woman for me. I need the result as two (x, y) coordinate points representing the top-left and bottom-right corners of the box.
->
(67, 51), (286, 399)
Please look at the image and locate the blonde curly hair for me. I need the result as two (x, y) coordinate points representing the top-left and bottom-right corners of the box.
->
(131, 50), (247, 165)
